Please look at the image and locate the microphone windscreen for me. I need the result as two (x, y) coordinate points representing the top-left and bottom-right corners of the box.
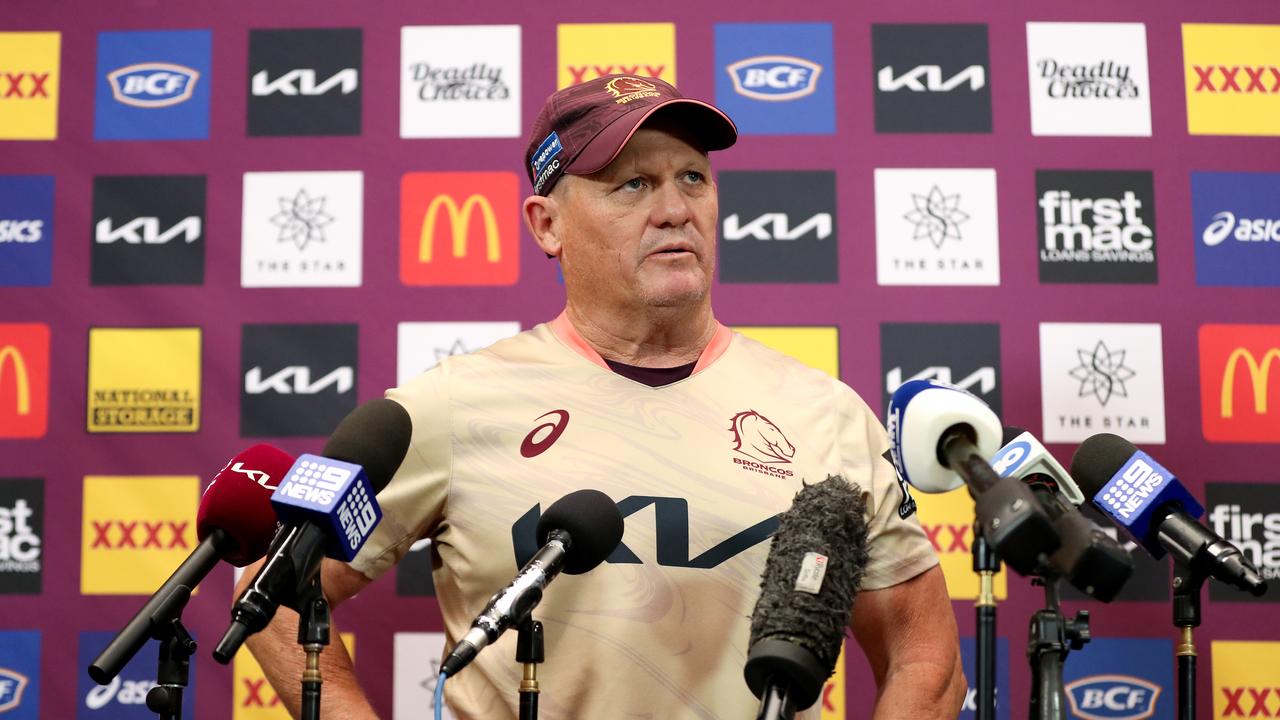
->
(321, 398), (413, 493)
(536, 489), (625, 575)
(1069, 433), (1138, 498)
(197, 444), (295, 566)
(749, 475), (870, 672)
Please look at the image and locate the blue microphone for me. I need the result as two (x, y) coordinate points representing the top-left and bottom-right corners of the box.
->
(1070, 433), (1266, 597)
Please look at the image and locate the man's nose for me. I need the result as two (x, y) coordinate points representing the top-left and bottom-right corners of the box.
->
(650, 180), (693, 228)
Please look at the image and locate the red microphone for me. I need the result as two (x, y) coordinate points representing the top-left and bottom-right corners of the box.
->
(198, 443), (294, 565)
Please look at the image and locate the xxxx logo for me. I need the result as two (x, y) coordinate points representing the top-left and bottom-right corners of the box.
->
(2, 72), (49, 98)
(1194, 65), (1280, 93)
(240, 677), (281, 708)
(520, 410), (569, 458)
(923, 523), (972, 553)
(90, 520), (189, 549)
(1221, 686), (1280, 716)
(566, 64), (666, 85)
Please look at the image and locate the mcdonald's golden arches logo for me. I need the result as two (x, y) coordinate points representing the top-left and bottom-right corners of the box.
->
(1200, 324), (1280, 443)
(0, 323), (48, 438)
(400, 172), (518, 286)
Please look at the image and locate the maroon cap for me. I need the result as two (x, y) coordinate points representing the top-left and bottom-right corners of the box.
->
(525, 75), (737, 195)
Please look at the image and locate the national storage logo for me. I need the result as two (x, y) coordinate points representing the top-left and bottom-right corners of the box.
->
(1200, 325), (1280, 443)
(1183, 24), (1280, 136)
(1192, 172), (1280, 287)
(80, 475), (198, 594)
(1213, 641), (1280, 717)
(87, 327), (200, 433)
(400, 172), (519, 286)
(556, 23), (675, 89)
(714, 23), (834, 135)
(0, 175), (54, 287)
(0, 32), (61, 140)
(94, 30), (211, 140)
(0, 324), (49, 439)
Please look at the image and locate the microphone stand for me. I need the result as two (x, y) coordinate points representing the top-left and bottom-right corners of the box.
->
(1172, 562), (1206, 720)
(144, 587), (197, 720)
(1026, 577), (1090, 720)
(296, 575), (331, 720)
(516, 616), (544, 720)
(972, 529), (1000, 720)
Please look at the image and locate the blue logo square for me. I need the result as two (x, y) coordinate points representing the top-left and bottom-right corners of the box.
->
(1193, 171), (1280, 287)
(94, 30), (212, 141)
(714, 23), (835, 135)
(1063, 638), (1172, 719)
(0, 176), (54, 287)
(959, 637), (1009, 719)
(78, 631), (195, 719)
(0, 630), (40, 719)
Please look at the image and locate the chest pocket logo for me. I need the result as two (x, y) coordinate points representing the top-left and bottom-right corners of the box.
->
(520, 409), (569, 458)
(730, 409), (795, 463)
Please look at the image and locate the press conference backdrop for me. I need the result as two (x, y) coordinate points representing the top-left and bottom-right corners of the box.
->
(1, 0), (1278, 718)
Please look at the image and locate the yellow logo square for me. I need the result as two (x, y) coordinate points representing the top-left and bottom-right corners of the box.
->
(233, 633), (354, 719)
(820, 641), (846, 719)
(81, 475), (198, 594)
(734, 326), (839, 379)
(557, 23), (675, 89)
(87, 327), (201, 432)
(0, 32), (60, 140)
(1183, 24), (1280, 136)
(913, 488), (1008, 601)
(1212, 641), (1280, 718)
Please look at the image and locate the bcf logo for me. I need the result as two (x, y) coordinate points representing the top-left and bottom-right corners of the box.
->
(1065, 675), (1160, 719)
(727, 56), (821, 100)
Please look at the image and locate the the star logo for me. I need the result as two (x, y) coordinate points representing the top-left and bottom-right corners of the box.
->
(270, 189), (334, 250)
(433, 338), (468, 363)
(904, 186), (969, 249)
(1069, 340), (1136, 407)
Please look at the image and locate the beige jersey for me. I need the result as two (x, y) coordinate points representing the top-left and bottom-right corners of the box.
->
(351, 314), (938, 719)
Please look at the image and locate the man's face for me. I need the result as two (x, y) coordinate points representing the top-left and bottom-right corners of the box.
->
(553, 121), (718, 312)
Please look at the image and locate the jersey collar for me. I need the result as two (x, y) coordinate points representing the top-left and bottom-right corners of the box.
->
(549, 310), (732, 376)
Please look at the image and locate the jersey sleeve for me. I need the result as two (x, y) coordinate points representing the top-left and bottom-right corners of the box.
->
(835, 384), (939, 590)
(346, 365), (453, 581)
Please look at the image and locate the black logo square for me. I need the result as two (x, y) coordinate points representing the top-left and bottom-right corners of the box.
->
(91, 175), (205, 286)
(1205, 483), (1279, 603)
(0, 478), (43, 594)
(1036, 170), (1157, 284)
(872, 24), (992, 133)
(718, 171), (837, 283)
(240, 323), (358, 437)
(247, 28), (363, 137)
(395, 541), (438, 597)
(880, 323), (1002, 416)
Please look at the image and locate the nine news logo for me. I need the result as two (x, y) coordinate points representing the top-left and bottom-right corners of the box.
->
(241, 171), (363, 288)
(872, 24), (992, 133)
(77, 630), (194, 719)
(1192, 172), (1280, 287)
(91, 175), (206, 286)
(234, 632), (352, 719)
(247, 28), (362, 137)
(1183, 24), (1280, 136)
(1063, 638), (1171, 720)
(80, 475), (198, 594)
(913, 488), (1008, 601)
(0, 32), (60, 140)
(400, 172), (519, 286)
(1026, 22), (1152, 136)
(556, 23), (675, 88)
(0, 630), (38, 719)
(1038, 323), (1166, 444)
(1205, 483), (1280, 602)
(733, 326), (839, 379)
(0, 175), (54, 287)
(873, 168), (1000, 286)
(1213, 641), (1280, 717)
(718, 171), (837, 283)
(958, 637), (1009, 719)
(714, 22), (834, 135)
(1200, 325), (1280, 443)
(240, 323), (358, 437)
(0, 478), (43, 594)
(400, 25), (521, 139)
(881, 323), (1002, 416)
(0, 323), (49, 439)
(86, 327), (201, 433)
(93, 30), (211, 141)
(1036, 170), (1157, 284)
(396, 321), (520, 386)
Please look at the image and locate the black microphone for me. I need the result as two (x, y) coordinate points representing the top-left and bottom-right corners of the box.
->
(744, 476), (869, 720)
(213, 398), (413, 663)
(1070, 433), (1266, 597)
(440, 489), (624, 677)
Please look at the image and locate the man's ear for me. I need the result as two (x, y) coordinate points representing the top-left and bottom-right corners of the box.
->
(523, 194), (561, 259)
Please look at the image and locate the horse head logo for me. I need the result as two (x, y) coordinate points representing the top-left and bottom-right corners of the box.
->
(729, 410), (796, 464)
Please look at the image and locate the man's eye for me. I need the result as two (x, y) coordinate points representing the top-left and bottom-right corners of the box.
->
(621, 178), (646, 191)
(683, 171), (705, 184)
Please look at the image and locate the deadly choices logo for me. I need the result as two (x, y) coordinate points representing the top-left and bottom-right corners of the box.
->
(714, 23), (834, 135)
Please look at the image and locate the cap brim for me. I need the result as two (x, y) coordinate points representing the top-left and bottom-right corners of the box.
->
(567, 98), (738, 176)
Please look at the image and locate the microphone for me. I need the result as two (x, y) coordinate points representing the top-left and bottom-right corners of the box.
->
(214, 398), (413, 663)
(991, 428), (1133, 602)
(1070, 433), (1266, 597)
(440, 489), (624, 678)
(89, 444), (295, 684)
(744, 476), (868, 719)
(887, 379), (1058, 576)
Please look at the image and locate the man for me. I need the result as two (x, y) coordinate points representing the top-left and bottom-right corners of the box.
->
(240, 75), (964, 718)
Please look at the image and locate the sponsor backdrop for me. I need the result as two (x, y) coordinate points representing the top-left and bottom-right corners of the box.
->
(1, 0), (1278, 718)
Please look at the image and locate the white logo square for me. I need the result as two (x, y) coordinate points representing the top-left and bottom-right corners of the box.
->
(875, 168), (1000, 286)
(394, 632), (457, 720)
(397, 321), (521, 386)
(401, 25), (521, 139)
(1026, 22), (1152, 136)
(241, 171), (363, 288)
(1039, 322), (1165, 443)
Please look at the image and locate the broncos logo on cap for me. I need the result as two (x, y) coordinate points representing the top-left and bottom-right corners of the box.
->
(730, 410), (796, 464)
(605, 76), (661, 104)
